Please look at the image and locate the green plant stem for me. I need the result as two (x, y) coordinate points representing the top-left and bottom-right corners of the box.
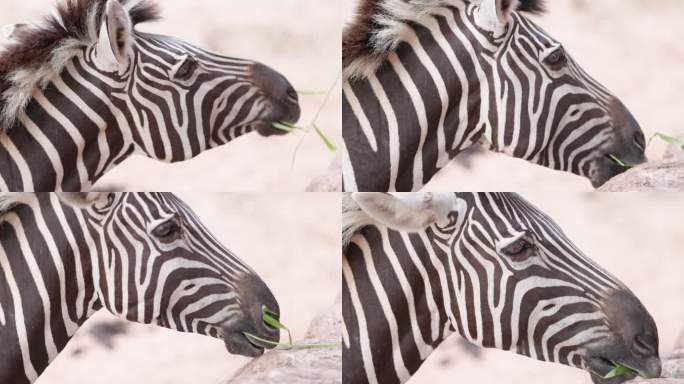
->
(243, 332), (341, 350)
(603, 361), (638, 379)
(649, 132), (684, 151)
(296, 90), (327, 96)
(608, 154), (637, 168)
(262, 306), (292, 344)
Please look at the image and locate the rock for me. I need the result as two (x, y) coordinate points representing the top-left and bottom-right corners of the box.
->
(598, 161), (684, 191)
(662, 349), (684, 379)
(229, 294), (342, 384)
(306, 154), (342, 192)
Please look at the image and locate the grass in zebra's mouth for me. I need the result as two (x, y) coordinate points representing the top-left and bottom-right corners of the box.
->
(241, 305), (340, 351)
(609, 131), (684, 168)
(270, 76), (341, 153)
(587, 356), (639, 382)
(602, 361), (639, 379)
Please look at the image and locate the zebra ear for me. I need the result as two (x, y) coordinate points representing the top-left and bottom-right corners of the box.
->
(57, 193), (112, 210)
(2, 24), (28, 40)
(476, 0), (519, 33)
(352, 193), (465, 232)
(94, 0), (133, 71)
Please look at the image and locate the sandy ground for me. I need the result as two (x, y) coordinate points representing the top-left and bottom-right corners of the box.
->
(410, 193), (684, 384)
(0, 0), (342, 192)
(344, 0), (684, 192)
(34, 193), (341, 384)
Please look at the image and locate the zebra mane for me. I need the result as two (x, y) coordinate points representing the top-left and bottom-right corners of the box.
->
(342, 0), (545, 81)
(0, 0), (161, 132)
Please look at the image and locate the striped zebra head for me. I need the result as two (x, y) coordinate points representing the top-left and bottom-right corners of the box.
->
(343, 0), (646, 188)
(345, 193), (661, 384)
(0, 0), (300, 158)
(59, 192), (280, 357)
(467, 0), (647, 187)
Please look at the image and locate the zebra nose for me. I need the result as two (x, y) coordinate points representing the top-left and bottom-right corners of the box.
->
(602, 290), (661, 378)
(249, 62), (301, 123)
(608, 98), (647, 164)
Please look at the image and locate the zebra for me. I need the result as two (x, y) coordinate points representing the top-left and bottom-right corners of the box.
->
(342, 192), (662, 384)
(0, 0), (301, 191)
(0, 192), (280, 384)
(342, 0), (646, 192)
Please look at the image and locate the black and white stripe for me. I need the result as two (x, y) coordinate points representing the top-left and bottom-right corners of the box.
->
(342, 192), (661, 384)
(342, 0), (646, 191)
(0, 0), (300, 191)
(0, 193), (279, 384)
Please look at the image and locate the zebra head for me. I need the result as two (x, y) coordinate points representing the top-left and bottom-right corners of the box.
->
(468, 0), (646, 187)
(59, 192), (280, 357)
(342, 0), (646, 191)
(344, 193), (661, 384)
(0, 0), (301, 162)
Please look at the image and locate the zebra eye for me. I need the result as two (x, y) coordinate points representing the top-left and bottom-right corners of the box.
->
(544, 47), (566, 67)
(152, 218), (181, 239)
(501, 238), (534, 258)
(175, 57), (198, 80)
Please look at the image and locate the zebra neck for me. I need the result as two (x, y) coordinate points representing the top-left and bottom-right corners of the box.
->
(343, 4), (489, 191)
(343, 226), (455, 384)
(0, 63), (134, 191)
(0, 196), (102, 383)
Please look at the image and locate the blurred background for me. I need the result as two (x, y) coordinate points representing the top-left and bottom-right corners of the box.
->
(35, 193), (341, 384)
(1, 0), (342, 192)
(409, 193), (684, 384)
(344, 0), (684, 191)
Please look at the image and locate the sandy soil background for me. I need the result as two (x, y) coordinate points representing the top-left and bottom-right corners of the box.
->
(344, 0), (684, 192)
(34, 193), (341, 384)
(1, 0), (342, 192)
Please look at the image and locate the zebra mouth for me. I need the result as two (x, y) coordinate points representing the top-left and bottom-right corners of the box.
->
(584, 356), (638, 384)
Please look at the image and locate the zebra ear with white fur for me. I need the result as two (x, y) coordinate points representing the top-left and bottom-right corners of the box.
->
(352, 192), (465, 232)
(475, 0), (519, 34)
(94, 0), (133, 71)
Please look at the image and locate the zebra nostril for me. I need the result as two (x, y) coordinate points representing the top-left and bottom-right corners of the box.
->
(286, 86), (297, 101)
(633, 334), (656, 356)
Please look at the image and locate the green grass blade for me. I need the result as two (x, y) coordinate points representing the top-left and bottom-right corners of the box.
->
(314, 124), (337, 151)
(651, 132), (684, 151)
(272, 122), (296, 133)
(243, 332), (341, 350)
(296, 90), (327, 96)
(603, 361), (638, 379)
(608, 154), (636, 169)
(262, 306), (292, 344)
